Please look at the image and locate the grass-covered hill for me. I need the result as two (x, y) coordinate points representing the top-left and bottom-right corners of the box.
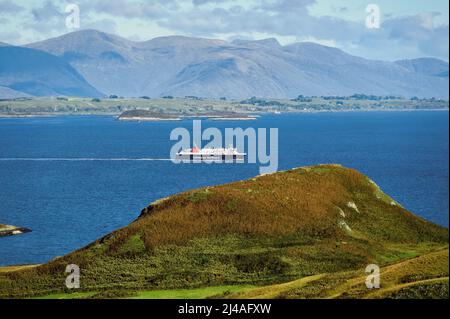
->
(0, 165), (448, 299)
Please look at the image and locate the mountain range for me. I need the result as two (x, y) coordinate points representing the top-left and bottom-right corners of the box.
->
(1, 29), (448, 99)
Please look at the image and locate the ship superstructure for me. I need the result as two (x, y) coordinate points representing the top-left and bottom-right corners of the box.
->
(176, 146), (246, 162)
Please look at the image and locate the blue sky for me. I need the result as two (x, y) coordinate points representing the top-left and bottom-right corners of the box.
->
(0, 0), (448, 61)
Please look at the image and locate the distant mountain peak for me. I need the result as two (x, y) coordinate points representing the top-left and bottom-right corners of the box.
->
(395, 58), (449, 77)
(232, 38), (281, 48)
(50, 29), (121, 41)
(144, 35), (229, 47)
(284, 41), (348, 56)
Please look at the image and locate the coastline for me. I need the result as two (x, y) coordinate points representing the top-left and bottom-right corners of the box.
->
(0, 108), (448, 119)
(0, 264), (40, 273)
(210, 117), (257, 121)
(118, 116), (182, 121)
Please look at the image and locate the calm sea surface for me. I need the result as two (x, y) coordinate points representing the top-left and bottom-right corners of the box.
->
(0, 112), (448, 266)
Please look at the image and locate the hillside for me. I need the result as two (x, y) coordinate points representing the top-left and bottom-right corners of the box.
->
(26, 30), (449, 99)
(0, 86), (31, 99)
(0, 165), (447, 299)
(224, 248), (449, 299)
(0, 46), (103, 98)
(395, 58), (449, 77)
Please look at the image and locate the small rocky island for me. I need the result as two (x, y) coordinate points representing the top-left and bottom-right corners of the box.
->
(0, 224), (31, 237)
(118, 109), (256, 121)
(118, 110), (182, 121)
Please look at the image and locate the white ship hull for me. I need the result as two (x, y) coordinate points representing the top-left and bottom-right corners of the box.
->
(176, 147), (246, 163)
(176, 154), (245, 162)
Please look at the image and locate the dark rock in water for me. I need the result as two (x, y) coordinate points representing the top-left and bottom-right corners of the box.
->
(0, 225), (32, 237)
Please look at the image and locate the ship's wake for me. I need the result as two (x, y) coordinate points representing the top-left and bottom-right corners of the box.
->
(0, 158), (174, 161)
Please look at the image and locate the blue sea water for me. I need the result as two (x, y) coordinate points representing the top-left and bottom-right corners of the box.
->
(0, 112), (448, 266)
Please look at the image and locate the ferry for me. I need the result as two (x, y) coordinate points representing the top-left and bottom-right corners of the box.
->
(177, 146), (246, 162)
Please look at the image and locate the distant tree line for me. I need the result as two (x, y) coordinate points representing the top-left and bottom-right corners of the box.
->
(240, 97), (286, 106)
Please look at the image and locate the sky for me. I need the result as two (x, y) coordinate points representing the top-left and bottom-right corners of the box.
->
(0, 0), (448, 61)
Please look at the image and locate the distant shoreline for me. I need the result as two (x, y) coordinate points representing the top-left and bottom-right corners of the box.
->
(118, 116), (182, 121)
(1, 95), (448, 119)
(0, 108), (448, 119)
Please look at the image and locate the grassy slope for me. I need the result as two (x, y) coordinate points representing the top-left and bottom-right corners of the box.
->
(0, 165), (447, 299)
(26, 248), (449, 299)
(224, 248), (448, 299)
(34, 285), (256, 299)
(0, 265), (39, 273)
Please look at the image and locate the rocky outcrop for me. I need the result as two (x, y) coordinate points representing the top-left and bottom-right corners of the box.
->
(0, 224), (31, 237)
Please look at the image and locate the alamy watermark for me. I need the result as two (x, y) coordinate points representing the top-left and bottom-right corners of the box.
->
(65, 4), (80, 29)
(365, 264), (380, 289)
(366, 4), (381, 29)
(65, 264), (80, 289)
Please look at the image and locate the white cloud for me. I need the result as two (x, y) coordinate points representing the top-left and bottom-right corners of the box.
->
(0, 0), (25, 14)
(0, 0), (448, 61)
